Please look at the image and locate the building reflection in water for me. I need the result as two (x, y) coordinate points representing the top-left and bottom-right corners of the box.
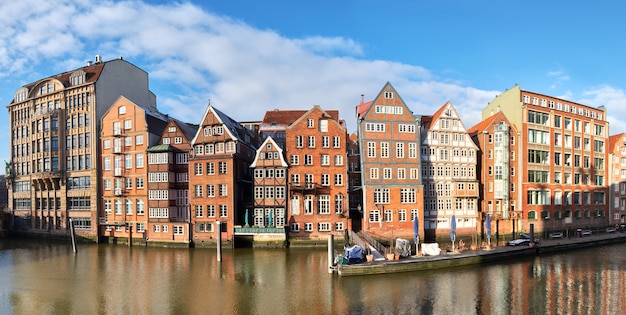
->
(2, 240), (626, 314)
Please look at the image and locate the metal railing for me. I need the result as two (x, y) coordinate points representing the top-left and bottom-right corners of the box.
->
(357, 231), (387, 254)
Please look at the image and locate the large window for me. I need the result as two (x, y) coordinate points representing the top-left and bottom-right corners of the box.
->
(527, 110), (549, 125)
(527, 190), (550, 205)
(374, 188), (390, 204)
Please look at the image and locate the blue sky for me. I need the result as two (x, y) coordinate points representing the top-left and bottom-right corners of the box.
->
(2, 0), (626, 169)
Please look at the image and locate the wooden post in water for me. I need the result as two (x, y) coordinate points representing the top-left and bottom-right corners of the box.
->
(216, 221), (222, 262)
(128, 223), (132, 247)
(69, 218), (77, 253)
(328, 234), (334, 273)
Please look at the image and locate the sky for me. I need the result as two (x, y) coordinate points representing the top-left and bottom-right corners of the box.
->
(2, 0), (626, 170)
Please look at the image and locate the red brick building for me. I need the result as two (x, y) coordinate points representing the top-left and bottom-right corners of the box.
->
(356, 82), (424, 241)
(483, 85), (609, 234)
(469, 111), (521, 241)
(188, 104), (257, 247)
(145, 119), (197, 245)
(285, 105), (350, 240)
(7, 56), (156, 239)
(608, 133), (626, 225)
(100, 96), (169, 244)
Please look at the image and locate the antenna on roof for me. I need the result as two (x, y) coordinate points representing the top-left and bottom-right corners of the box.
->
(208, 99), (211, 106)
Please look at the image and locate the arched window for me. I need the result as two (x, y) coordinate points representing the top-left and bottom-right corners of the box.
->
(528, 210), (537, 220)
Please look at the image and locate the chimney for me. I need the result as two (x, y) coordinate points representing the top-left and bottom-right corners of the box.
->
(361, 94), (364, 105)
(87, 60), (92, 66)
(95, 55), (101, 63)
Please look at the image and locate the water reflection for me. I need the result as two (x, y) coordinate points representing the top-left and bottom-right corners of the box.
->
(1, 239), (626, 314)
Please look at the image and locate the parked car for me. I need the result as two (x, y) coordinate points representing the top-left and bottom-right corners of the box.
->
(581, 229), (592, 236)
(507, 238), (530, 246)
(549, 232), (564, 239)
(606, 227), (617, 233)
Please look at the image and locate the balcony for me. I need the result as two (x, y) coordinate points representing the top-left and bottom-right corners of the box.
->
(114, 168), (123, 177)
(114, 188), (123, 196)
(113, 146), (122, 154)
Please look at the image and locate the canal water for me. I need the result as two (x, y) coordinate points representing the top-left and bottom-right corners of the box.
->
(1, 238), (625, 314)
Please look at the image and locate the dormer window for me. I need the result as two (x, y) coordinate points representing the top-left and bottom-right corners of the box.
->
(14, 87), (28, 103)
(70, 70), (86, 86)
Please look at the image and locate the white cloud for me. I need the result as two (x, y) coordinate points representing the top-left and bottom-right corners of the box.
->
(2, 0), (625, 143)
(579, 86), (626, 134)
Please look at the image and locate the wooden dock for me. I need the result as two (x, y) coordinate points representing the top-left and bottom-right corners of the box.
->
(336, 246), (536, 276)
(335, 233), (626, 277)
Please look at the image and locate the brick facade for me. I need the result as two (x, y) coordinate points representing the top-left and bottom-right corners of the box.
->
(357, 82), (425, 242)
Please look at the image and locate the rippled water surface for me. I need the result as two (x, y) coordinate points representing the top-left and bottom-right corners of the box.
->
(1, 238), (625, 314)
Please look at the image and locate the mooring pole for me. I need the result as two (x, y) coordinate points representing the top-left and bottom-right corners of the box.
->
(328, 234), (334, 273)
(69, 218), (77, 253)
(216, 221), (222, 262)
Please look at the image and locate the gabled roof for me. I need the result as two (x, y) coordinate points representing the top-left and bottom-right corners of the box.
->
(259, 110), (307, 132)
(467, 111), (511, 137)
(260, 108), (340, 131)
(191, 104), (255, 148)
(356, 82), (412, 120)
(468, 114), (499, 136)
(19, 62), (105, 95)
(609, 133), (626, 153)
(286, 105), (345, 132)
(170, 118), (199, 142)
(103, 96), (170, 136)
(356, 100), (373, 117)
(427, 101), (451, 129)
(250, 136), (288, 168)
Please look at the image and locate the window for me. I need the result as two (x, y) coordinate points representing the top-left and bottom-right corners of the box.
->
(321, 174), (330, 186)
(304, 223), (313, 232)
(334, 174), (343, 186)
(396, 143), (404, 158)
(319, 120), (328, 132)
(173, 226), (184, 235)
(290, 155), (299, 165)
(318, 222), (331, 231)
(380, 142), (389, 158)
(148, 208), (170, 218)
(194, 185), (203, 197)
(318, 195), (330, 214)
(136, 199), (144, 215)
(334, 155), (343, 166)
(320, 136), (330, 148)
